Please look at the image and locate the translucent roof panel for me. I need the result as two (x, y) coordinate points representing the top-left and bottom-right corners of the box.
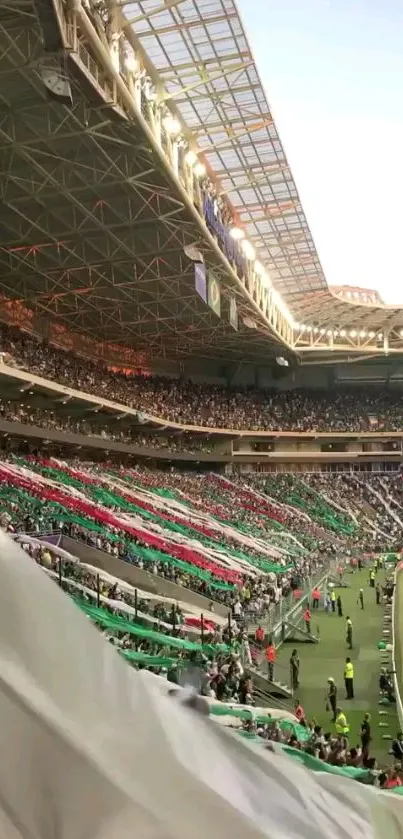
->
(121, 0), (328, 300)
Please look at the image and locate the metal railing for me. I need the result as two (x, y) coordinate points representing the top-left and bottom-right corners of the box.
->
(243, 563), (332, 637)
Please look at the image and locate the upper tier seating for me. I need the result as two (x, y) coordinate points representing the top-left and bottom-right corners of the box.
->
(1, 322), (403, 432)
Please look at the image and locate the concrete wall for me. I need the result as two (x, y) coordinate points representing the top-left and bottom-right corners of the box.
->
(61, 535), (228, 617)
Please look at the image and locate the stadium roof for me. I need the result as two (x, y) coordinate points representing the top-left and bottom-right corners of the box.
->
(0, 0), (403, 365)
(121, 0), (327, 300)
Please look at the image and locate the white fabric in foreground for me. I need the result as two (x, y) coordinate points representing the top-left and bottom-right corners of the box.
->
(0, 531), (402, 839)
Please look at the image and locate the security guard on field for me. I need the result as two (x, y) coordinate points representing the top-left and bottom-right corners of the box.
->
(330, 589), (336, 612)
(335, 707), (350, 736)
(344, 657), (354, 699)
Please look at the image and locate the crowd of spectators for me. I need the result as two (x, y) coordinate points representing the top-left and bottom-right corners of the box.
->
(0, 400), (210, 453)
(13, 535), (403, 789)
(1, 322), (403, 431)
(235, 714), (403, 789)
(22, 537), (255, 704)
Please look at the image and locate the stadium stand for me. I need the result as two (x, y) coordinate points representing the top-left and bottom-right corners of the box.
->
(3, 0), (403, 827)
(3, 469), (401, 787)
(1, 323), (403, 432)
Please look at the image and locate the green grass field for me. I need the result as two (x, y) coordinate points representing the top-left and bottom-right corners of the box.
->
(276, 568), (397, 761)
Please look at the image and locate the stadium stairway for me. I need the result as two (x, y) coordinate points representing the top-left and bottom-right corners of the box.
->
(247, 666), (293, 702)
(281, 621), (319, 644)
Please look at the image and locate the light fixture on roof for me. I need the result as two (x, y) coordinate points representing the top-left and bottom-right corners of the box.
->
(241, 240), (256, 260)
(313, 327), (319, 334)
(320, 328), (326, 335)
(340, 329), (346, 337)
(254, 260), (266, 276)
(400, 329), (403, 338)
(163, 114), (181, 135)
(194, 162), (206, 177)
(229, 227), (245, 241)
(124, 54), (138, 73)
(377, 332), (383, 340)
(359, 330), (367, 338)
(369, 330), (376, 338)
(350, 330), (357, 337)
(293, 321), (300, 330)
(185, 150), (198, 166)
(326, 329), (333, 337)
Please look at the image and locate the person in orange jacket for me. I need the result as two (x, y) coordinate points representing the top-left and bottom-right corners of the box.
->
(303, 606), (312, 635)
(266, 637), (276, 681)
(312, 588), (320, 609)
(255, 625), (265, 645)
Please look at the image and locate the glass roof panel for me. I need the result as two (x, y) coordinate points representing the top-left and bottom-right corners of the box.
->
(120, 0), (328, 301)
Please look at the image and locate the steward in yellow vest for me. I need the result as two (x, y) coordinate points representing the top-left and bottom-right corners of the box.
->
(335, 708), (350, 735)
(344, 656), (354, 699)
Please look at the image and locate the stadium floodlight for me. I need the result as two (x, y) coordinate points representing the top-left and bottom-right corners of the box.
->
(320, 328), (326, 335)
(194, 162), (206, 177)
(377, 332), (383, 340)
(260, 272), (271, 288)
(307, 325), (313, 332)
(254, 260), (265, 276)
(292, 321), (300, 330)
(400, 329), (403, 338)
(313, 327), (319, 334)
(340, 329), (346, 337)
(163, 114), (181, 135)
(359, 330), (367, 338)
(326, 329), (333, 337)
(185, 150), (198, 166)
(125, 55), (138, 72)
(241, 240), (256, 260)
(369, 330), (376, 338)
(350, 330), (357, 337)
(333, 329), (339, 337)
(229, 227), (245, 241)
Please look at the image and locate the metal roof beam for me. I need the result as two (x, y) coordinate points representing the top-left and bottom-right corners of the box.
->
(121, 9), (238, 32)
(172, 83), (261, 104)
(161, 60), (254, 102)
(195, 115), (272, 136)
(158, 52), (251, 74)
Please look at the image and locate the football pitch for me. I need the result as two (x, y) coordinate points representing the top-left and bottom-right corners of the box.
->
(276, 568), (397, 761)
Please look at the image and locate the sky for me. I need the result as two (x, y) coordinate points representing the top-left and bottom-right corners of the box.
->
(236, 0), (403, 303)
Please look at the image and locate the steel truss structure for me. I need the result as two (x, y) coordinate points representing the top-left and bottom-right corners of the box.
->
(0, 0), (402, 365)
